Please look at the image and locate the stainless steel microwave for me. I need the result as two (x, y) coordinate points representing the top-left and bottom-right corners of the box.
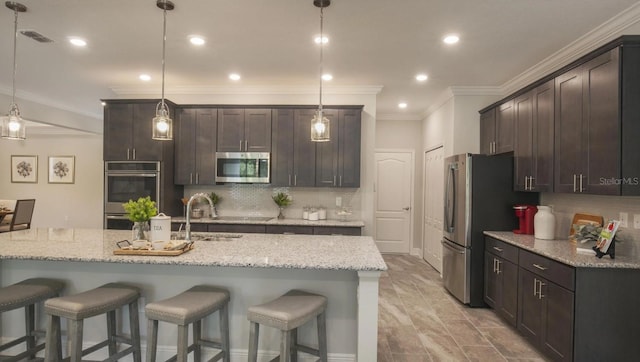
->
(215, 152), (270, 183)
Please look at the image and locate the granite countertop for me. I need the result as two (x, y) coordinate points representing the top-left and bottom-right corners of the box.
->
(0, 228), (386, 271)
(171, 216), (365, 228)
(484, 231), (640, 269)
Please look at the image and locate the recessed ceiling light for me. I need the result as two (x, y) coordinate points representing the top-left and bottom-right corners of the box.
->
(189, 36), (205, 46)
(314, 35), (329, 44)
(416, 74), (428, 82)
(443, 34), (460, 45)
(229, 73), (241, 81)
(322, 74), (333, 81)
(398, 102), (408, 109)
(139, 74), (151, 81)
(69, 37), (87, 47)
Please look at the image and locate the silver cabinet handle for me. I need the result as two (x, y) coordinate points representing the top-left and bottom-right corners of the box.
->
(496, 259), (501, 274)
(195, 173), (199, 184)
(288, 174), (292, 186)
(538, 280), (546, 299)
(190, 173), (193, 184)
(492, 246), (503, 253)
(127, 148), (130, 160)
(333, 175), (336, 186)
(533, 263), (547, 271)
(294, 174), (297, 186)
(524, 176), (528, 190)
(132, 148), (136, 160)
(339, 175), (342, 187)
(529, 176), (535, 190)
(579, 174), (584, 193)
(533, 278), (538, 297)
(493, 258), (497, 273)
(239, 140), (243, 151)
(573, 174), (577, 192)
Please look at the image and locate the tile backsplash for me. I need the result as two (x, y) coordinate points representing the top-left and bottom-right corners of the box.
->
(540, 192), (640, 242)
(183, 184), (361, 221)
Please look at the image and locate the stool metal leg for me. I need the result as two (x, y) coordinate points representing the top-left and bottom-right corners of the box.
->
(146, 319), (158, 362)
(193, 319), (202, 362)
(177, 324), (188, 362)
(69, 319), (84, 362)
(290, 328), (298, 362)
(107, 310), (117, 356)
(248, 322), (259, 362)
(317, 311), (328, 362)
(280, 330), (291, 362)
(129, 299), (142, 362)
(220, 302), (230, 361)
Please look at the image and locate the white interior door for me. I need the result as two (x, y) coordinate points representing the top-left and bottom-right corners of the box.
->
(423, 147), (444, 272)
(374, 151), (413, 253)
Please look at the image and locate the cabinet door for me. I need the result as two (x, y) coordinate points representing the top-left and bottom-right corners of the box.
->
(484, 252), (499, 308)
(315, 110), (339, 186)
(313, 226), (361, 236)
(554, 67), (584, 193)
(338, 109), (361, 187)
(479, 109), (496, 155)
(271, 109), (294, 186)
(499, 258), (519, 327)
(582, 49), (620, 195)
(175, 108), (197, 184)
(194, 108), (217, 184)
(244, 109), (272, 152)
(518, 268), (543, 344)
(217, 109), (244, 151)
(208, 224), (266, 233)
(104, 103), (133, 161)
(265, 225), (314, 235)
(541, 281), (574, 362)
(132, 102), (164, 161)
(292, 109), (316, 187)
(533, 80), (555, 192)
(514, 92), (534, 191)
(496, 100), (515, 154)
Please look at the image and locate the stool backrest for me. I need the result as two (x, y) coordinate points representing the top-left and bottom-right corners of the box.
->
(10, 199), (36, 230)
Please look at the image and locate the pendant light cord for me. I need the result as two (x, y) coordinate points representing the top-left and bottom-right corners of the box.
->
(11, 7), (18, 107)
(318, 6), (324, 112)
(160, 2), (167, 110)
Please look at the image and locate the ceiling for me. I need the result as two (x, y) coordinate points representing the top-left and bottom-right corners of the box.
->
(0, 0), (638, 124)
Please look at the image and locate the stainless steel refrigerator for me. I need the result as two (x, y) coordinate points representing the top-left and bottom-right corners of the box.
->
(441, 153), (538, 306)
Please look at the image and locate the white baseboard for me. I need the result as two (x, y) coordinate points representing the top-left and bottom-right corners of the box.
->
(410, 247), (422, 257)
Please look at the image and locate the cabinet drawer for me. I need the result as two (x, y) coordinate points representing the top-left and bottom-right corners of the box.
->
(519, 249), (575, 291)
(313, 226), (361, 236)
(266, 225), (314, 235)
(171, 222), (207, 232)
(485, 237), (519, 264)
(208, 224), (266, 234)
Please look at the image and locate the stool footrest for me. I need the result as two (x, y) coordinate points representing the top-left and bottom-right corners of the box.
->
(1, 342), (45, 362)
(295, 343), (320, 357)
(0, 335), (29, 351)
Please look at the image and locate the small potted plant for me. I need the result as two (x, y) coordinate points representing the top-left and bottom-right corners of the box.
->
(272, 192), (292, 219)
(123, 196), (158, 240)
(207, 192), (222, 218)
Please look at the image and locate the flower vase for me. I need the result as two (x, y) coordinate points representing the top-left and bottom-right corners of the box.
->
(132, 221), (150, 241)
(277, 207), (285, 220)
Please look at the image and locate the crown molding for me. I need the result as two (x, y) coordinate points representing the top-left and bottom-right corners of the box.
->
(449, 86), (503, 96)
(111, 85), (384, 96)
(0, 85), (102, 120)
(502, 2), (640, 95)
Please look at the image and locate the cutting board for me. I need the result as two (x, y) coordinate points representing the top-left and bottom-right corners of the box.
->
(569, 213), (604, 236)
(114, 243), (194, 256)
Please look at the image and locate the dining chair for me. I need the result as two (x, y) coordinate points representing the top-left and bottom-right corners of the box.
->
(0, 199), (35, 233)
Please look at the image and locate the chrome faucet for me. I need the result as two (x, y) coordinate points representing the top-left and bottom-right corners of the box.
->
(185, 193), (216, 242)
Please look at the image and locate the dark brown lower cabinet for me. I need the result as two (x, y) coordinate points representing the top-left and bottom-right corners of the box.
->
(171, 222), (361, 236)
(265, 225), (314, 235)
(484, 252), (518, 327)
(313, 226), (361, 236)
(518, 268), (574, 362)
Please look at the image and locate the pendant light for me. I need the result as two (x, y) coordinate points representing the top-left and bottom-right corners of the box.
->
(1, 2), (27, 140)
(152, 0), (174, 140)
(310, 0), (330, 142)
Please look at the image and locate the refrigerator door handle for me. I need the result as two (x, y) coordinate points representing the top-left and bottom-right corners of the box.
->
(444, 163), (456, 233)
(441, 239), (465, 254)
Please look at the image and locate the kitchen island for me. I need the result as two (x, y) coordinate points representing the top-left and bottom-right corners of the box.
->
(0, 228), (386, 361)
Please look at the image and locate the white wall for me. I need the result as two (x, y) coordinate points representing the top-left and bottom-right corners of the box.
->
(375, 119), (424, 251)
(0, 133), (103, 228)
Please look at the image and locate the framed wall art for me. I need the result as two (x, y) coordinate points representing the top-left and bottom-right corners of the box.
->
(48, 156), (75, 184)
(11, 155), (38, 183)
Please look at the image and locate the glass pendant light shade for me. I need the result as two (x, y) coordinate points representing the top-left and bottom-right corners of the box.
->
(152, 0), (174, 141)
(1, 104), (25, 140)
(311, 109), (330, 142)
(152, 101), (173, 140)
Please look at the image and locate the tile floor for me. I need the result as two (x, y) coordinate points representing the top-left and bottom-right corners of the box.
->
(378, 254), (549, 362)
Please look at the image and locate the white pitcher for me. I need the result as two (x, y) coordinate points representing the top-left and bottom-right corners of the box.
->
(150, 213), (171, 242)
(534, 206), (556, 240)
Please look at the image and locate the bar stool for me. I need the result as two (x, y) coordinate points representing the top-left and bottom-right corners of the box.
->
(43, 282), (141, 362)
(145, 285), (230, 362)
(0, 278), (65, 361)
(247, 289), (328, 362)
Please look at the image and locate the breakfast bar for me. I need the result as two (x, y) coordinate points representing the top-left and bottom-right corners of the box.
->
(0, 228), (387, 361)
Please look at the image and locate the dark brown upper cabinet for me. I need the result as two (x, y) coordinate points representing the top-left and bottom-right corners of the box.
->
(174, 108), (217, 185)
(514, 80), (554, 192)
(316, 109), (361, 187)
(217, 108), (271, 152)
(103, 100), (175, 161)
(271, 109), (317, 187)
(480, 103), (513, 155)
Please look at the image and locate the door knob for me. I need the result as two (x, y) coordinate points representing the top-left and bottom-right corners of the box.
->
(403, 207), (411, 211)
